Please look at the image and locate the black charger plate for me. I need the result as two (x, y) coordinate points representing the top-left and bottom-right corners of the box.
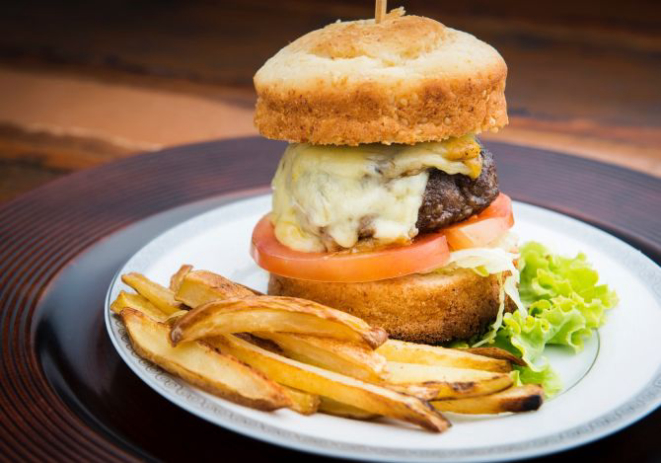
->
(1, 137), (659, 462)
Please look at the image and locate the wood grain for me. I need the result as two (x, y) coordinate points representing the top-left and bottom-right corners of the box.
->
(0, 0), (659, 202)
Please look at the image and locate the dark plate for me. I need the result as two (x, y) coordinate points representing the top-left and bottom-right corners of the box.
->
(1, 137), (660, 462)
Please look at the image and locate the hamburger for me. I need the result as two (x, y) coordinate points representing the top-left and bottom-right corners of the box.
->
(250, 8), (521, 344)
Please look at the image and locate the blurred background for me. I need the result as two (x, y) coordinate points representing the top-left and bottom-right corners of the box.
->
(1, 0), (659, 202)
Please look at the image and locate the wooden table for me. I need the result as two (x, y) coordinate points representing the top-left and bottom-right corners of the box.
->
(1, 3), (660, 460)
(1, 0), (660, 203)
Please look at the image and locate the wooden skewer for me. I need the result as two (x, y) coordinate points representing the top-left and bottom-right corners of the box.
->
(375, 0), (387, 23)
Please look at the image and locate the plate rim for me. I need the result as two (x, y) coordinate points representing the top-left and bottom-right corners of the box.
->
(104, 193), (661, 463)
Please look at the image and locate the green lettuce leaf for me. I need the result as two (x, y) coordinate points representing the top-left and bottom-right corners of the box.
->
(475, 241), (618, 396)
(512, 364), (563, 397)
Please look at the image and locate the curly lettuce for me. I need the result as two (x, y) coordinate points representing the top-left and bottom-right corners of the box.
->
(445, 239), (617, 396)
(488, 242), (618, 396)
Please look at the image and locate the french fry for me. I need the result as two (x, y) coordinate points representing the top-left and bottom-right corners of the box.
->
(171, 297), (388, 349)
(385, 384), (451, 401)
(377, 339), (511, 373)
(238, 333), (284, 354)
(318, 397), (379, 420)
(386, 362), (513, 399)
(282, 386), (320, 415)
(166, 310), (188, 323)
(462, 347), (527, 367)
(211, 334), (450, 432)
(175, 270), (256, 306)
(256, 332), (388, 382)
(122, 273), (185, 315)
(237, 282), (264, 296)
(169, 264), (193, 293)
(431, 385), (544, 414)
(120, 309), (291, 411)
(110, 290), (168, 322)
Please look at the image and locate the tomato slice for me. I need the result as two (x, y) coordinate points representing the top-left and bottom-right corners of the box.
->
(250, 216), (450, 283)
(442, 194), (514, 250)
(250, 194), (513, 282)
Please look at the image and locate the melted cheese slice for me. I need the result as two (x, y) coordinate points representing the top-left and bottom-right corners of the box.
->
(271, 136), (482, 252)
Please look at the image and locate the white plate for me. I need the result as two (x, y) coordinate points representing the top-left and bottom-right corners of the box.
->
(105, 195), (661, 462)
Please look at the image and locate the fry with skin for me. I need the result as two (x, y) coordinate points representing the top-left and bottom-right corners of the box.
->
(281, 386), (320, 415)
(211, 334), (450, 432)
(238, 333), (283, 354)
(318, 397), (379, 420)
(111, 288), (185, 324)
(169, 264), (193, 293)
(122, 273), (185, 315)
(175, 270), (256, 307)
(386, 362), (513, 399)
(171, 296), (388, 349)
(377, 339), (511, 373)
(111, 291), (168, 322)
(121, 309), (291, 411)
(462, 347), (527, 367)
(385, 384), (451, 401)
(256, 332), (388, 382)
(432, 385), (543, 414)
(166, 310), (188, 323)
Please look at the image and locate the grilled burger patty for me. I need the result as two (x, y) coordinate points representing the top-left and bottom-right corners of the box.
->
(416, 149), (499, 233)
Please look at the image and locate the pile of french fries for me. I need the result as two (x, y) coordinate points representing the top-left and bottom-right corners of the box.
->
(111, 267), (543, 433)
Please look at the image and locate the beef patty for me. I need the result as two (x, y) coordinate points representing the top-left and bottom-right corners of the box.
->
(416, 149), (499, 233)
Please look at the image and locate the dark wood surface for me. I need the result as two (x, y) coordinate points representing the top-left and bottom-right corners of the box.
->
(1, 0), (660, 203)
(0, 137), (659, 462)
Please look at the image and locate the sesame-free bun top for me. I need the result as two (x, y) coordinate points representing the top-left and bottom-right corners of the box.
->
(254, 8), (508, 146)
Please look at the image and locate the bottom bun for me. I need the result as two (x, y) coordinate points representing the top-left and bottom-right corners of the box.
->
(268, 269), (513, 344)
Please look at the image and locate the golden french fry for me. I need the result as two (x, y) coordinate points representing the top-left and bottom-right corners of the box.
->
(385, 384), (450, 401)
(386, 362), (513, 399)
(318, 397), (379, 420)
(166, 310), (188, 323)
(282, 386), (320, 415)
(238, 282), (264, 296)
(122, 273), (185, 315)
(120, 309), (291, 411)
(256, 333), (388, 382)
(211, 334), (449, 432)
(169, 264), (193, 293)
(432, 385), (544, 414)
(171, 296), (388, 349)
(377, 339), (511, 373)
(239, 333), (284, 354)
(462, 347), (527, 367)
(175, 270), (256, 307)
(110, 290), (168, 322)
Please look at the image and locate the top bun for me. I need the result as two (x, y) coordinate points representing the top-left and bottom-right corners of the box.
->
(254, 8), (508, 146)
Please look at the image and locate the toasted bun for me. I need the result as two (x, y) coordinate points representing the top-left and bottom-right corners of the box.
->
(268, 269), (513, 344)
(254, 8), (507, 146)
